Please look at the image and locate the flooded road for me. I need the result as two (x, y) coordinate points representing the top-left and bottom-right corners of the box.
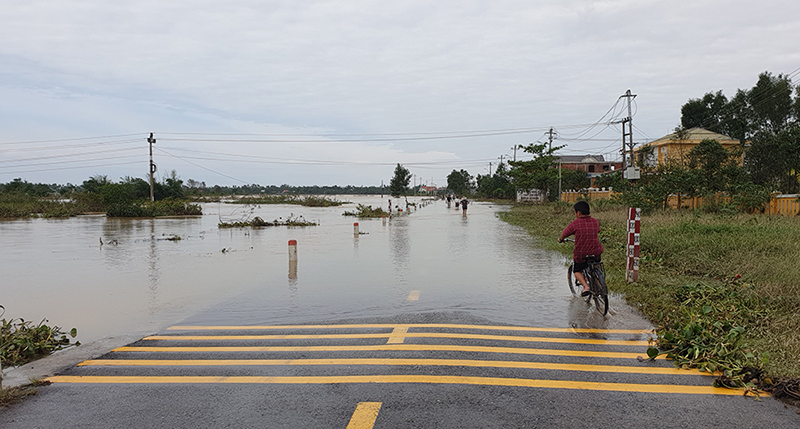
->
(1, 196), (650, 345)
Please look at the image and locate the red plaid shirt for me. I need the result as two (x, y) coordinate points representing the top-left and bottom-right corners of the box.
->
(560, 216), (603, 263)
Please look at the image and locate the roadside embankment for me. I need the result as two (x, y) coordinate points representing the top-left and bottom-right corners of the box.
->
(499, 202), (800, 399)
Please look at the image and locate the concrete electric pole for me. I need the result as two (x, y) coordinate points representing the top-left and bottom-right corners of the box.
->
(148, 133), (157, 201)
(619, 90), (638, 179)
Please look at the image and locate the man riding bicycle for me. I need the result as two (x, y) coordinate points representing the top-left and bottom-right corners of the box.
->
(558, 201), (603, 297)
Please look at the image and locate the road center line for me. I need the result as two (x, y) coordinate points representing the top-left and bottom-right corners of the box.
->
(44, 375), (749, 396)
(347, 402), (381, 429)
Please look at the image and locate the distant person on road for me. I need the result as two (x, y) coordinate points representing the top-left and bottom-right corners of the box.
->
(557, 201), (603, 297)
(460, 197), (469, 215)
(446, 195), (452, 207)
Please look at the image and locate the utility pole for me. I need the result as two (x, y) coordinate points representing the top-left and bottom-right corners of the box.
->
(619, 90), (636, 171)
(148, 132), (157, 202)
(512, 145), (518, 162)
(488, 162), (492, 176)
(547, 127), (556, 151)
(558, 161), (562, 201)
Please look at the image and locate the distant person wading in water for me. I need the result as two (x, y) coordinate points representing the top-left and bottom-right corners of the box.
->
(460, 197), (469, 215)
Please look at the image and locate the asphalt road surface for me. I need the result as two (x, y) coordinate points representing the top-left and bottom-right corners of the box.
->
(3, 312), (799, 428)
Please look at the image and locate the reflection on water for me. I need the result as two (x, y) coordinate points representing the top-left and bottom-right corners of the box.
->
(148, 221), (160, 318)
(0, 196), (652, 345)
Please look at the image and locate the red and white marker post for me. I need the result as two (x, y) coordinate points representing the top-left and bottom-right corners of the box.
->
(626, 208), (641, 283)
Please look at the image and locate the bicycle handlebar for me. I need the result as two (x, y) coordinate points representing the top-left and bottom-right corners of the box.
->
(561, 238), (574, 243)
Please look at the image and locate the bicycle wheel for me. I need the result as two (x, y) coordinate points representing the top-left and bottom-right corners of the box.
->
(591, 267), (609, 316)
(567, 264), (581, 296)
(582, 270), (594, 303)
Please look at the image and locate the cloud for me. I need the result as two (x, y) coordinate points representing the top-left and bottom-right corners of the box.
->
(1, 0), (799, 185)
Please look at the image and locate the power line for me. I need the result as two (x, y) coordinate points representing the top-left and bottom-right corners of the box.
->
(157, 146), (490, 166)
(0, 145), (142, 164)
(0, 138), (143, 153)
(0, 160), (142, 176)
(155, 148), (266, 185)
(0, 133), (142, 146)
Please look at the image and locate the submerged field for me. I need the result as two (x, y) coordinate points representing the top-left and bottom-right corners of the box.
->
(500, 202), (800, 382)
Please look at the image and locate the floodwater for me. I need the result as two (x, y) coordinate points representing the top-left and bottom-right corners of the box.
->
(0, 196), (651, 345)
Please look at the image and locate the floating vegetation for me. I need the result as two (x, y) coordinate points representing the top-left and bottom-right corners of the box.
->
(342, 204), (389, 218)
(219, 214), (317, 228)
(1, 312), (79, 367)
(230, 195), (345, 207)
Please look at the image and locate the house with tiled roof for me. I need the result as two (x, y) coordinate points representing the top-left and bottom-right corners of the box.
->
(633, 128), (741, 168)
(557, 155), (622, 177)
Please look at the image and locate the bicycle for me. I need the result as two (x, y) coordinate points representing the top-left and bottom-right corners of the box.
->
(563, 238), (609, 316)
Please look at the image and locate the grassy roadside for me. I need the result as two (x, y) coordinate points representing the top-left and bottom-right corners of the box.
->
(498, 202), (800, 397)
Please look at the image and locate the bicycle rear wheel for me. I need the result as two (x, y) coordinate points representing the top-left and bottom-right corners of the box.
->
(567, 264), (581, 296)
(591, 267), (609, 316)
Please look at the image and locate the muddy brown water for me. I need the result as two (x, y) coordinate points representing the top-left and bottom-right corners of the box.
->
(0, 196), (651, 345)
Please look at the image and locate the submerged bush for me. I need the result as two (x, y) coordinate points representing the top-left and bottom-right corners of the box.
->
(342, 204), (388, 218)
(105, 200), (202, 217)
(0, 316), (79, 367)
(232, 195), (344, 207)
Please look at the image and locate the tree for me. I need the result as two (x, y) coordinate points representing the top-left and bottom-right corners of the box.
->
(475, 163), (514, 199)
(748, 72), (796, 134)
(681, 91), (729, 133)
(746, 126), (800, 193)
(593, 171), (625, 191)
(447, 169), (474, 196)
(559, 168), (591, 192)
(507, 142), (563, 201)
(389, 164), (412, 202)
(687, 139), (739, 193)
(680, 71), (799, 143)
(82, 175), (110, 194)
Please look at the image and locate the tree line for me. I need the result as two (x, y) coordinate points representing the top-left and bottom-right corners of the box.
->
(417, 71), (798, 212)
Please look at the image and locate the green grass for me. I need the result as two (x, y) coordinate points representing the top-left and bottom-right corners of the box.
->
(499, 202), (800, 386)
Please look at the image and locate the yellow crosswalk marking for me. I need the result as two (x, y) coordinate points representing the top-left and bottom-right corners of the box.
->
(142, 333), (649, 347)
(45, 375), (750, 396)
(79, 357), (709, 376)
(166, 323), (652, 335)
(113, 344), (660, 360)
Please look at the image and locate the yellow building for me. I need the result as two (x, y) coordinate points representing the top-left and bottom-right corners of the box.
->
(634, 128), (741, 168)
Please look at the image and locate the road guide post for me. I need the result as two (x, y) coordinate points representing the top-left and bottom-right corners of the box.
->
(626, 207), (641, 283)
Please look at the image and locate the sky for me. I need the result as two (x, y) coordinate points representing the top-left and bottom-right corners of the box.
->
(1, 0), (799, 187)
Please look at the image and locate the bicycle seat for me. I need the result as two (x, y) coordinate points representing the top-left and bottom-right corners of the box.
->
(584, 255), (600, 263)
